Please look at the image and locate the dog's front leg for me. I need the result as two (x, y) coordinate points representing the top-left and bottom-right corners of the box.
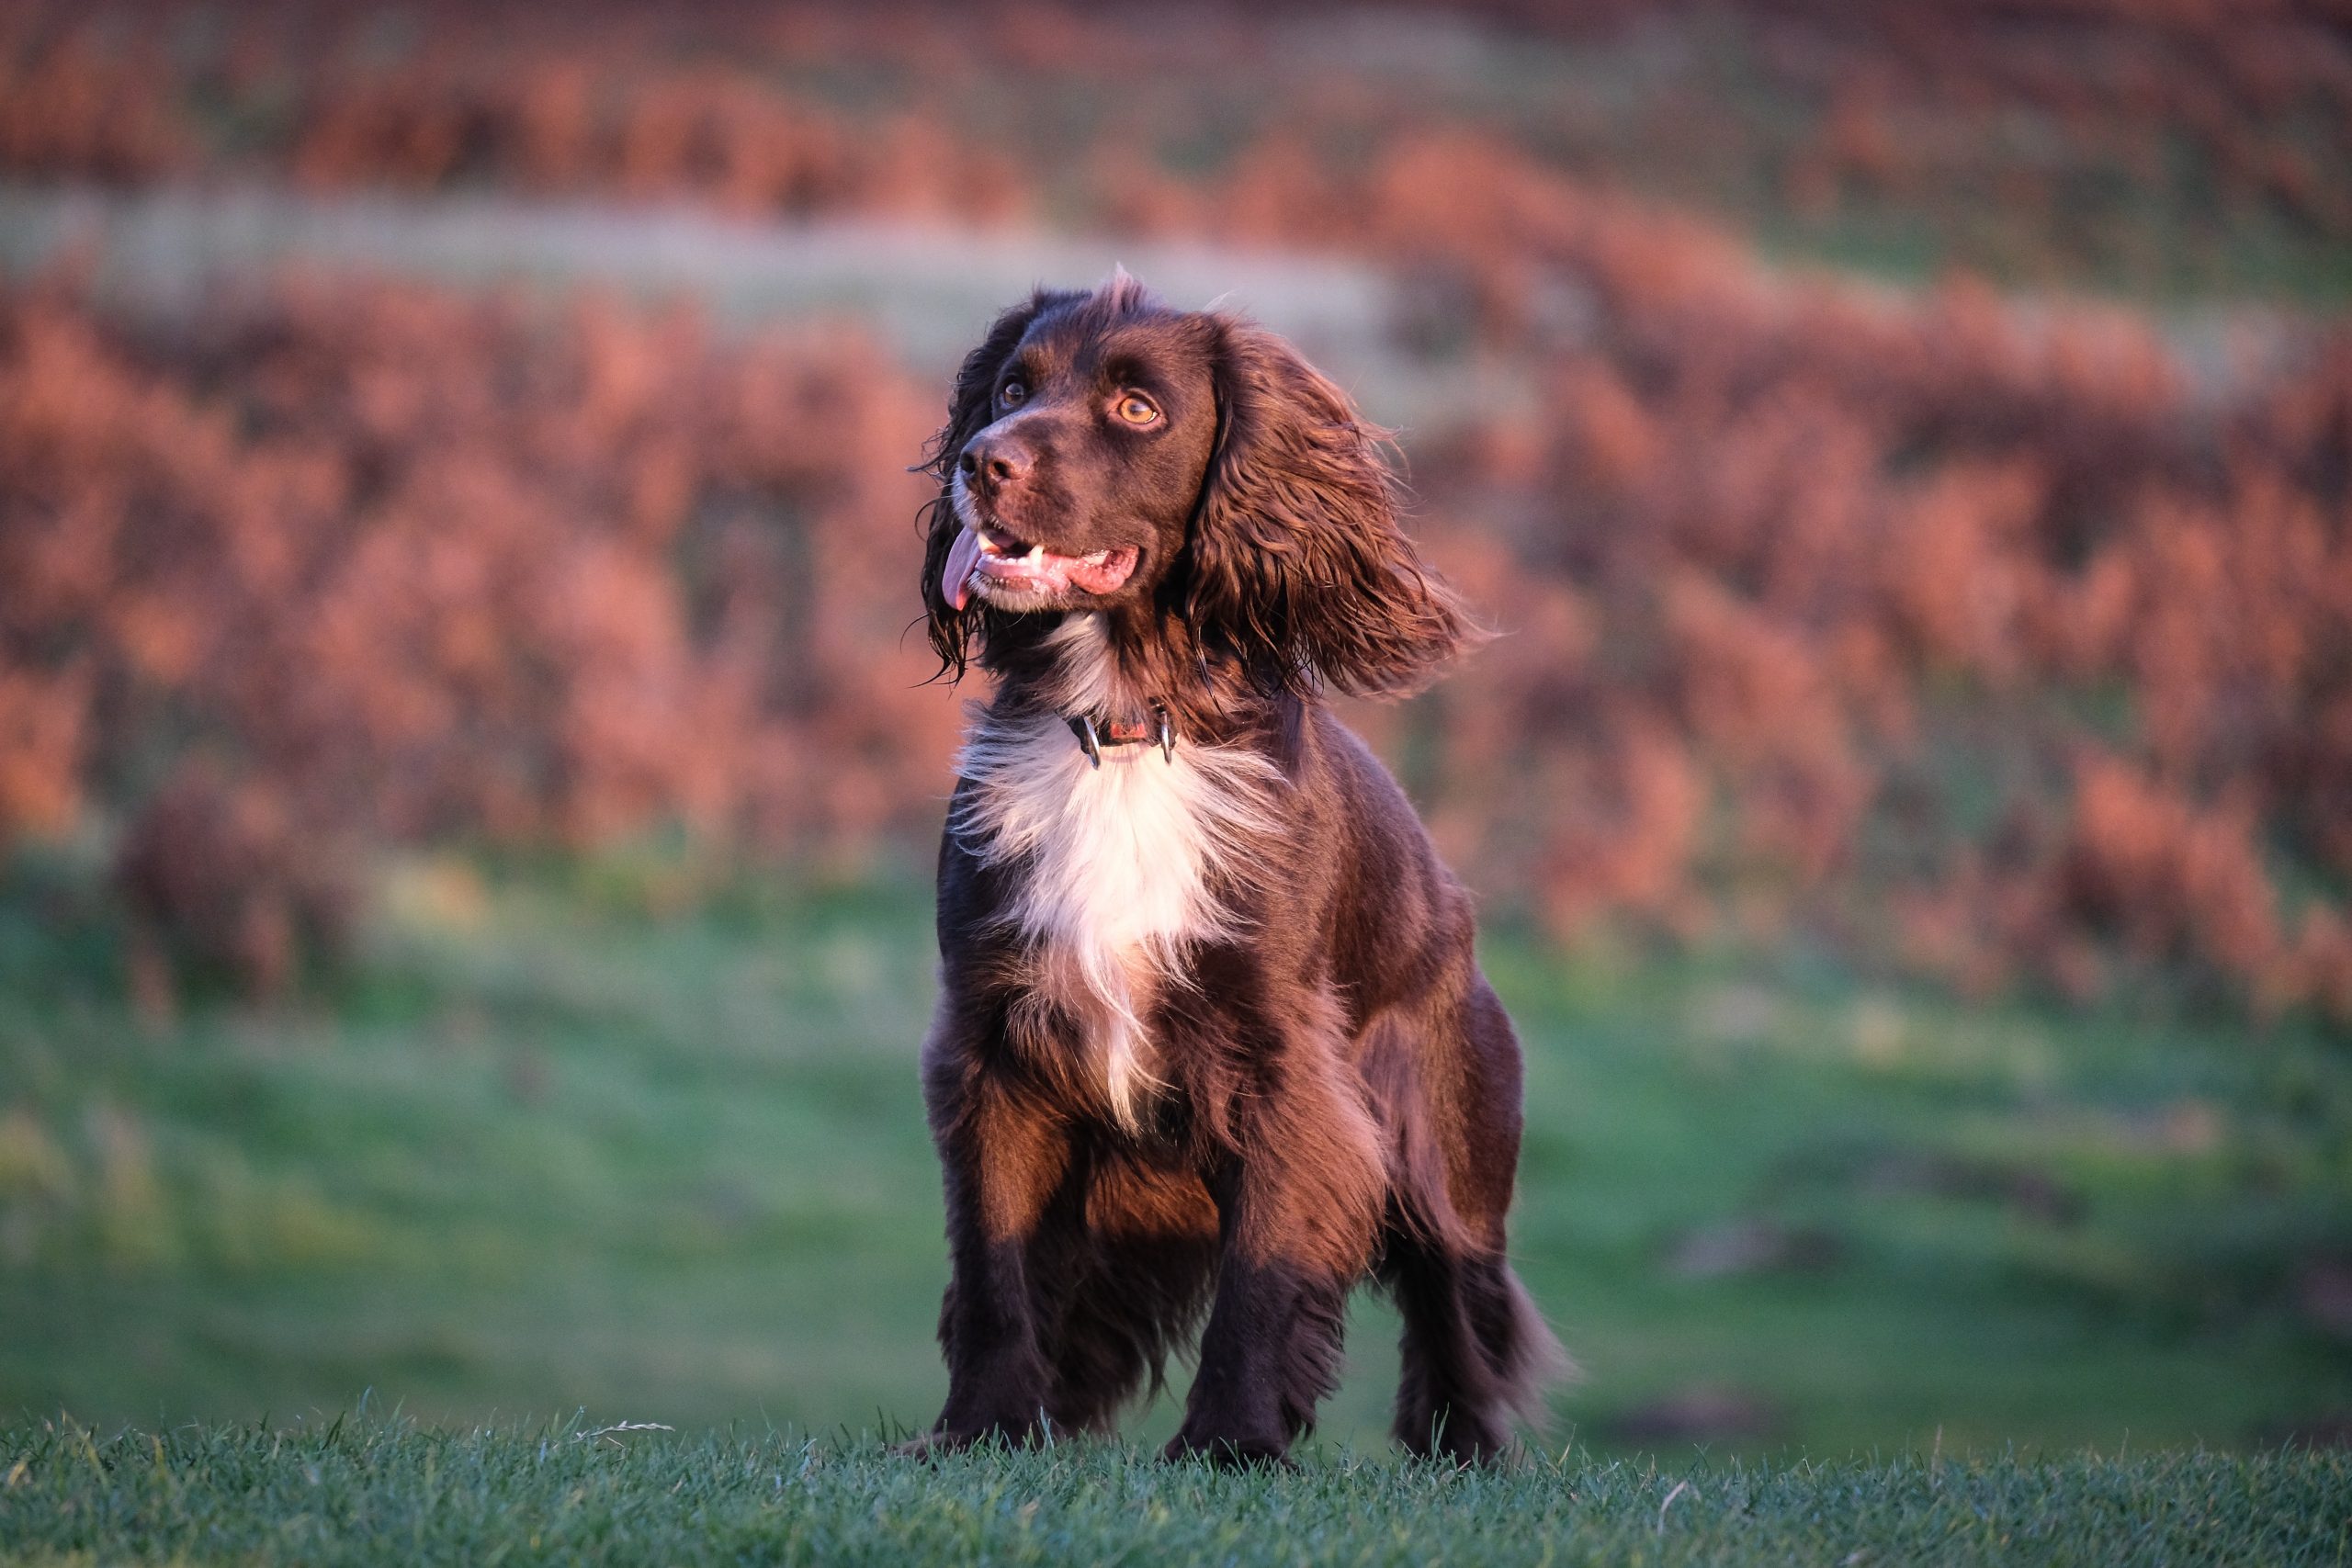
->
(1167, 1038), (1385, 1466)
(920, 1043), (1070, 1450)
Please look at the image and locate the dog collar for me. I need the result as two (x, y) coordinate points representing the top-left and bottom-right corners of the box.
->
(1067, 703), (1176, 768)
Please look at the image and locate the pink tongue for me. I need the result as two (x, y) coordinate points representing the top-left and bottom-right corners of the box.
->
(1068, 547), (1136, 595)
(942, 526), (983, 610)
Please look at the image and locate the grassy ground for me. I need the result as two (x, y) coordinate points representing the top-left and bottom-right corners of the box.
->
(5, 1416), (2349, 1567)
(2, 849), (2349, 1461)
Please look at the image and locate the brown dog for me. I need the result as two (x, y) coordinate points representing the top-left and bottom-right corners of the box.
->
(913, 273), (1565, 1466)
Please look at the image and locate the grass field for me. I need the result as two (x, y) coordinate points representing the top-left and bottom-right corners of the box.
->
(5, 1416), (2349, 1567)
(4, 846), (2348, 1462)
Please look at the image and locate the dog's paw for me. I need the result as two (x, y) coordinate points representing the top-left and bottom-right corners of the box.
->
(893, 1427), (1014, 1460)
(1159, 1429), (1295, 1470)
(895, 1419), (1050, 1460)
(891, 1429), (963, 1461)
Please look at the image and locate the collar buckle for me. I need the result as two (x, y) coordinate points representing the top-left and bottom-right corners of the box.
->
(1066, 702), (1176, 767)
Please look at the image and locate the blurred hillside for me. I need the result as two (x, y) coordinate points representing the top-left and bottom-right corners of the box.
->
(3, 0), (2350, 1453)
(9, 861), (2352, 1452)
(6, 0), (2350, 298)
(4, 0), (2349, 1028)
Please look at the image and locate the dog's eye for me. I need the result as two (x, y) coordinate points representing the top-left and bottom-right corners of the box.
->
(1114, 393), (1160, 426)
(1000, 379), (1027, 405)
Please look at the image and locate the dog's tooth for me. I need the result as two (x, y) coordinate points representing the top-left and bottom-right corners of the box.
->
(1023, 544), (1045, 565)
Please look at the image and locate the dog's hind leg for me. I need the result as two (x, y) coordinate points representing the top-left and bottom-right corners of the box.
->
(1042, 1157), (1219, 1435)
(1379, 976), (1569, 1463)
(1045, 1234), (1218, 1434)
(1385, 1230), (1566, 1462)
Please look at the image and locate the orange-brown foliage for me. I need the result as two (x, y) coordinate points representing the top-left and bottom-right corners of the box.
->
(4, 0), (2347, 288)
(0, 276), (956, 991)
(4, 265), (2346, 1019)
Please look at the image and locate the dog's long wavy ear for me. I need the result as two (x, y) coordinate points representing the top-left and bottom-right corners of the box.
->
(1183, 317), (1478, 697)
(917, 289), (1081, 679)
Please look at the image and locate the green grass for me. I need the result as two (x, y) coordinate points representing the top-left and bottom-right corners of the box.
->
(2, 850), (2349, 1461)
(4, 1416), (2348, 1566)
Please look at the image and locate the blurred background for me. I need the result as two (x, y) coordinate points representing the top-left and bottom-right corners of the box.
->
(2, 0), (2349, 1459)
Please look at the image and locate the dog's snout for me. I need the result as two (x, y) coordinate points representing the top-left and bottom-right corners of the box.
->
(959, 431), (1033, 493)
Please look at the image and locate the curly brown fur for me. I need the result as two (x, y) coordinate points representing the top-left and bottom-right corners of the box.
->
(913, 275), (1565, 1467)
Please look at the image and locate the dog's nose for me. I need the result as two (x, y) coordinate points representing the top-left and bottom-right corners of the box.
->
(958, 432), (1032, 493)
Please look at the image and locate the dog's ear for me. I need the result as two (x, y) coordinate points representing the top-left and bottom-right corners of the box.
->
(1183, 318), (1477, 697)
(918, 289), (1081, 679)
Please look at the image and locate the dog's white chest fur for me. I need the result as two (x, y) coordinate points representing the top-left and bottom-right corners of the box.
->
(951, 649), (1279, 1125)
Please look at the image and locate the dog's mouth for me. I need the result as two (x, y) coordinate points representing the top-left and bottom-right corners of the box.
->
(943, 522), (1139, 611)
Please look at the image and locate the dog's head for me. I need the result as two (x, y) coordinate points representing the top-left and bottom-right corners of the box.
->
(920, 273), (1473, 698)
